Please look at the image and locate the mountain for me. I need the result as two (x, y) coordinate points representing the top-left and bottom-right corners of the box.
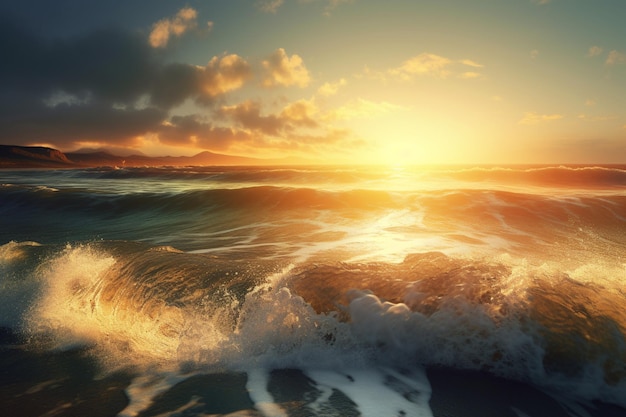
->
(0, 145), (74, 168)
(0, 145), (278, 168)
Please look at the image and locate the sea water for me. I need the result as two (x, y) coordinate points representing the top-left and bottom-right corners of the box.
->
(1, 165), (626, 416)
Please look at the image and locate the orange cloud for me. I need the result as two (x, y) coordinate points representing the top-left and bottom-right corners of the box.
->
(262, 48), (311, 88)
(157, 115), (253, 150)
(280, 99), (319, 127)
(202, 54), (253, 97)
(317, 78), (347, 97)
(218, 100), (283, 135)
(149, 7), (198, 48)
(390, 53), (453, 79)
(218, 98), (320, 135)
(365, 53), (485, 82)
(518, 112), (564, 125)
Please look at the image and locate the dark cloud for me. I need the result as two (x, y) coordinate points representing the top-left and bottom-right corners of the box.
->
(217, 99), (320, 137)
(0, 12), (349, 157)
(0, 14), (251, 150)
(0, 94), (165, 148)
(217, 100), (284, 135)
(157, 115), (253, 150)
(0, 18), (155, 103)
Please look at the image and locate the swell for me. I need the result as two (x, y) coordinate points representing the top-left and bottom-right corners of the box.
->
(54, 164), (626, 189)
(7, 165), (625, 189)
(87, 165), (378, 185)
(3, 182), (626, 219)
(439, 165), (626, 189)
(3, 184), (626, 263)
(0, 184), (398, 215)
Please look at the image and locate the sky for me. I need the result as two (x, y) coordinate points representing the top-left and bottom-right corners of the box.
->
(1, 0), (625, 164)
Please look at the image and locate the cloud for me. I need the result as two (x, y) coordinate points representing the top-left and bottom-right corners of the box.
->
(317, 78), (347, 96)
(0, 16), (255, 151)
(218, 98), (319, 135)
(260, 0), (354, 16)
(606, 50), (626, 66)
(389, 53), (453, 80)
(530, 49), (539, 59)
(320, 0), (354, 16)
(202, 54), (253, 97)
(0, 96), (165, 149)
(0, 14), (348, 158)
(531, 0), (551, 5)
(156, 115), (253, 150)
(262, 48), (311, 87)
(256, 0), (284, 13)
(218, 100), (284, 135)
(158, 105), (354, 158)
(587, 46), (603, 57)
(147, 54), (253, 109)
(368, 53), (485, 81)
(576, 114), (617, 122)
(149, 7), (198, 48)
(518, 112), (564, 125)
(280, 99), (319, 128)
(459, 59), (484, 68)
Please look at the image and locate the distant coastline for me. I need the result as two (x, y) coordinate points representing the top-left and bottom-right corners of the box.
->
(0, 145), (287, 168)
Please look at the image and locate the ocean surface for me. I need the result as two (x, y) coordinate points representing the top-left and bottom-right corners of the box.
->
(1, 165), (626, 417)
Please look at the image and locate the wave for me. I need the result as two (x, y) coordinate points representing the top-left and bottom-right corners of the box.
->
(3, 180), (626, 218)
(3, 181), (626, 266)
(2, 240), (625, 408)
(0, 183), (398, 214)
(8, 164), (626, 190)
(441, 165), (626, 188)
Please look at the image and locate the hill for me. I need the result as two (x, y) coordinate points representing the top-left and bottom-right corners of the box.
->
(0, 145), (74, 168)
(0, 145), (272, 168)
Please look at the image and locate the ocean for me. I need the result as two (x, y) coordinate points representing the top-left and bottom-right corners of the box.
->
(1, 165), (626, 417)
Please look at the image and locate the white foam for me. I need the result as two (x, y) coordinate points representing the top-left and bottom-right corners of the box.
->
(119, 371), (192, 417)
(304, 367), (433, 417)
(246, 368), (288, 417)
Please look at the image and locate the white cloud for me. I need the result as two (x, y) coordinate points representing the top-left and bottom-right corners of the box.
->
(149, 7), (198, 48)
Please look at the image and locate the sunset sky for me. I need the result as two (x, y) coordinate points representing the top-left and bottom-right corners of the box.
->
(1, 0), (625, 164)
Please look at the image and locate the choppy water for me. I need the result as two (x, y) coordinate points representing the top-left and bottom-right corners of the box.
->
(1, 165), (626, 416)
